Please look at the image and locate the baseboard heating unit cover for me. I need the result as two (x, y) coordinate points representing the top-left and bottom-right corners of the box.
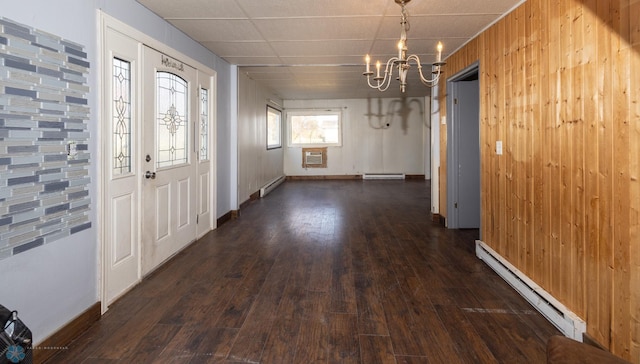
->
(475, 240), (586, 341)
(259, 175), (285, 197)
(362, 173), (405, 180)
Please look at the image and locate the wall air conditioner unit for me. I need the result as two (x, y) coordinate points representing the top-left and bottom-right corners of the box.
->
(305, 151), (323, 165)
(301, 147), (327, 168)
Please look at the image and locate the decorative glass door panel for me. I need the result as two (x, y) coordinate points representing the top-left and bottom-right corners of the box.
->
(156, 72), (188, 168)
(112, 58), (132, 175)
(199, 87), (209, 161)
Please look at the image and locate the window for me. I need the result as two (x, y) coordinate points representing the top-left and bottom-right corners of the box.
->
(287, 109), (342, 147)
(267, 105), (282, 149)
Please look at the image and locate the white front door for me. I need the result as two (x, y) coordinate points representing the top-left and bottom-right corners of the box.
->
(103, 27), (141, 306)
(102, 14), (217, 310)
(141, 46), (198, 275)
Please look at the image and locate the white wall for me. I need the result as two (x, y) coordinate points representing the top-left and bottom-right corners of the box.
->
(0, 0), (233, 343)
(283, 98), (429, 177)
(237, 73), (284, 203)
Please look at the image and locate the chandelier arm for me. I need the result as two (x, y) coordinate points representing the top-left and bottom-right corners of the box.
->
(406, 55), (442, 86)
(377, 58), (400, 91)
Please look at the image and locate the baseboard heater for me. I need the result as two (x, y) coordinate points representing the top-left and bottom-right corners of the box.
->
(475, 240), (586, 341)
(362, 173), (405, 180)
(259, 175), (285, 197)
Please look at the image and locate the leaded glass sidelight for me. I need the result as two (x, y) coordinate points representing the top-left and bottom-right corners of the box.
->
(157, 71), (188, 168)
(113, 58), (132, 175)
(199, 88), (209, 161)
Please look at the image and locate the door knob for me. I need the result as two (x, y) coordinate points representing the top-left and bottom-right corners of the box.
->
(145, 171), (156, 179)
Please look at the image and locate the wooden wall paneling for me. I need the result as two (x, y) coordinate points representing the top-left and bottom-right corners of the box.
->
(440, 0), (639, 357)
(581, 0), (600, 341)
(612, 0), (631, 358)
(629, 0), (640, 359)
(547, 0), (562, 297)
(531, 0), (546, 284)
(496, 18), (508, 257)
(559, 0), (574, 311)
(484, 26), (498, 246)
(554, 1), (574, 304)
(512, 6), (527, 269)
(538, 0), (553, 288)
(570, 1), (586, 318)
(523, 1), (535, 275)
(558, 1), (580, 307)
(596, 0), (614, 347)
(505, 11), (516, 262)
(516, 5), (527, 270)
(492, 23), (501, 250)
(479, 32), (490, 242)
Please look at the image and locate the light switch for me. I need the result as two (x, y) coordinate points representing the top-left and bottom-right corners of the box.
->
(496, 140), (503, 155)
(67, 141), (78, 159)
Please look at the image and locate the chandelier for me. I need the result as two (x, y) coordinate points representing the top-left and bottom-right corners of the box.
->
(363, 0), (445, 93)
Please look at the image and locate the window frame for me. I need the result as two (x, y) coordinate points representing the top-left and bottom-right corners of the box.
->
(286, 109), (343, 148)
(266, 105), (282, 150)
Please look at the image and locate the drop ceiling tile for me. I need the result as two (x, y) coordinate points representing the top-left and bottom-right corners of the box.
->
(168, 19), (263, 41)
(221, 56), (283, 66)
(252, 17), (382, 41)
(239, 71), (294, 80)
(235, 0), (390, 18)
(137, 0), (247, 19)
(404, 0), (523, 15)
(279, 55), (369, 66)
(376, 14), (501, 39)
(200, 41), (276, 57)
(270, 40), (371, 57)
(136, 0), (523, 100)
(240, 66), (292, 74)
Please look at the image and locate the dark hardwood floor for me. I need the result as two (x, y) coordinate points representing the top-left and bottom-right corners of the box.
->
(49, 180), (559, 363)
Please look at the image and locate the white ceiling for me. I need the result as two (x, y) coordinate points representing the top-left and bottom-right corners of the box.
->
(137, 0), (523, 100)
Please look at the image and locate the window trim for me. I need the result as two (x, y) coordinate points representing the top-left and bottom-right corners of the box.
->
(286, 109), (343, 148)
(266, 105), (282, 150)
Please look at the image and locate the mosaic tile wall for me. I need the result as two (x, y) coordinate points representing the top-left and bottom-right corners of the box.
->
(0, 17), (91, 260)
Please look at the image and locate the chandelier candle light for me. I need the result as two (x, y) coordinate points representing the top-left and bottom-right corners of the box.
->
(363, 0), (446, 92)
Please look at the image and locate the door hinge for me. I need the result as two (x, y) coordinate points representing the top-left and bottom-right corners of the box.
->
(454, 202), (458, 208)
(196, 214), (199, 224)
(454, 98), (458, 105)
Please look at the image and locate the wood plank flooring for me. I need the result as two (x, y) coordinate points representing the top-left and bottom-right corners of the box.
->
(48, 180), (560, 363)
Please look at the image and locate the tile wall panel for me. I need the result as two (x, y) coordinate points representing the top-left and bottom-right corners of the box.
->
(0, 17), (91, 259)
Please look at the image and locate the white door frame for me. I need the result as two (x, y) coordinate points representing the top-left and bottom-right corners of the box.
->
(98, 11), (217, 313)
